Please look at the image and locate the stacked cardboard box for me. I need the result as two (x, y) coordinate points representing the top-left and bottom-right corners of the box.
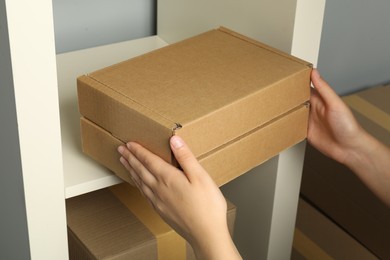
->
(67, 183), (237, 259)
(77, 27), (312, 187)
(74, 27), (312, 259)
(301, 84), (390, 259)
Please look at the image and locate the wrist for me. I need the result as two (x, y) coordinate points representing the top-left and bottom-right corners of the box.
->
(341, 130), (390, 207)
(191, 225), (241, 260)
(343, 130), (377, 172)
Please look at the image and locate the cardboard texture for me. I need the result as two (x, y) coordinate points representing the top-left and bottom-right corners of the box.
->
(301, 84), (390, 259)
(81, 104), (309, 186)
(66, 183), (237, 260)
(292, 199), (377, 259)
(77, 27), (311, 186)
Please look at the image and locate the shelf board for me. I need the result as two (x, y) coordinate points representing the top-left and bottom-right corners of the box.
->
(56, 36), (168, 198)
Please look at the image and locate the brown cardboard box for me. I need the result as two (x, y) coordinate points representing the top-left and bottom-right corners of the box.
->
(301, 84), (390, 259)
(77, 27), (312, 186)
(292, 199), (377, 259)
(66, 183), (237, 260)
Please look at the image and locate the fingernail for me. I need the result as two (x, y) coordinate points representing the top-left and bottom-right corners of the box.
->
(171, 136), (184, 149)
(117, 145), (125, 154)
(312, 68), (321, 78)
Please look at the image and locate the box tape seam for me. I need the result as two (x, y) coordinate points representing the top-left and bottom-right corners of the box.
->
(109, 184), (187, 260)
(343, 95), (390, 132)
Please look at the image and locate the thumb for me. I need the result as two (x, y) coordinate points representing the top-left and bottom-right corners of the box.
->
(170, 135), (204, 180)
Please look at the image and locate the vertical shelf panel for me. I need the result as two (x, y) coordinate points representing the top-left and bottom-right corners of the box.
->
(5, 0), (68, 258)
(291, 0), (326, 66)
(267, 1), (325, 259)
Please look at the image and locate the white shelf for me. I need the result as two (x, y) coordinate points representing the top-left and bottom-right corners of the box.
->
(57, 36), (168, 198)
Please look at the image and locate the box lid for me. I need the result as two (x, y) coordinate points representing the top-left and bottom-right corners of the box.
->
(78, 27), (311, 161)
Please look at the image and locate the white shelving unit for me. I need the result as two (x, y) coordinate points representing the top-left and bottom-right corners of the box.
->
(3, 0), (325, 259)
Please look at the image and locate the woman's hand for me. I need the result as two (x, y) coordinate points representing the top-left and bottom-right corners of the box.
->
(308, 69), (390, 207)
(118, 136), (242, 260)
(308, 69), (365, 165)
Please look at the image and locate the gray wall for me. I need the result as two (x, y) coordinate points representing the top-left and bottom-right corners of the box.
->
(53, 0), (156, 53)
(317, 0), (390, 95)
(52, 0), (390, 94)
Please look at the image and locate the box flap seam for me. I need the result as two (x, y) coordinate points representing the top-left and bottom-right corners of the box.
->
(197, 102), (309, 160)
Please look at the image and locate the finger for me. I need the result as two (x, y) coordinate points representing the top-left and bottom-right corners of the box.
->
(119, 156), (139, 182)
(309, 86), (326, 115)
(126, 142), (180, 181)
(118, 145), (157, 187)
(310, 87), (320, 108)
(119, 155), (157, 202)
(310, 84), (320, 100)
(170, 135), (205, 182)
(119, 155), (158, 206)
(311, 69), (339, 106)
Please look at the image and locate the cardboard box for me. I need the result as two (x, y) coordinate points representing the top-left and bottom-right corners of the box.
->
(66, 183), (237, 260)
(301, 84), (390, 259)
(77, 27), (312, 186)
(292, 199), (377, 259)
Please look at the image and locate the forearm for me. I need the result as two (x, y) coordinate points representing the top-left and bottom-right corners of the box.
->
(344, 131), (390, 207)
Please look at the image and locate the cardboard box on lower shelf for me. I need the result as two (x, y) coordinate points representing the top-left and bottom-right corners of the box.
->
(301, 84), (390, 259)
(66, 183), (237, 260)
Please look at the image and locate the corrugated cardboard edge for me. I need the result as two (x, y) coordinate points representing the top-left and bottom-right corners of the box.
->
(68, 228), (96, 260)
(77, 76), (175, 163)
(80, 104), (309, 187)
(197, 103), (309, 161)
(199, 104), (308, 186)
(80, 116), (133, 184)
